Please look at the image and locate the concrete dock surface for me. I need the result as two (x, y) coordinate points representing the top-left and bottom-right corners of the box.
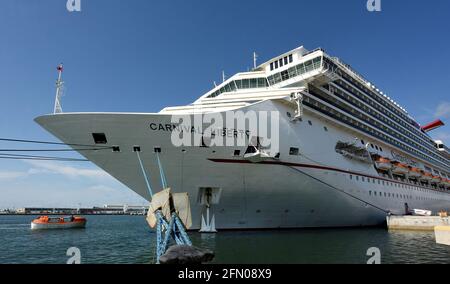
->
(386, 215), (449, 231)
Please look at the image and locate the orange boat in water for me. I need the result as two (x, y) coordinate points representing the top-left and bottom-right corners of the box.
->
(31, 216), (87, 230)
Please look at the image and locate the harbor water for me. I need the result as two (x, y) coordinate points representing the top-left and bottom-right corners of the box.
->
(1, 215), (449, 264)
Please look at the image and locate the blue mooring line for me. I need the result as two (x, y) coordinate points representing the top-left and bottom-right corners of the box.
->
(156, 152), (168, 189)
(135, 150), (192, 264)
(136, 151), (153, 198)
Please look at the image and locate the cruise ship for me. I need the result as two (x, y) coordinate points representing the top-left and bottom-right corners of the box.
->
(36, 46), (450, 230)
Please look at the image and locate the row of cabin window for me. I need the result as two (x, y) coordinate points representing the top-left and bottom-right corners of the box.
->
(326, 58), (440, 156)
(320, 89), (450, 173)
(303, 96), (450, 174)
(324, 58), (418, 135)
(311, 85), (441, 166)
(330, 83), (435, 153)
(368, 190), (442, 202)
(369, 190), (412, 200)
(350, 174), (449, 193)
(270, 54), (293, 71)
(335, 70), (441, 157)
(333, 80), (440, 159)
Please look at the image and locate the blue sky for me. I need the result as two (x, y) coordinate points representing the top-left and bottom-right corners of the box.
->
(1, 0), (449, 209)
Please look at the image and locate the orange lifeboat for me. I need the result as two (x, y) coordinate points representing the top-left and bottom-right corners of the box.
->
(391, 162), (409, 175)
(408, 167), (422, 178)
(374, 157), (392, 171)
(420, 171), (433, 181)
(431, 175), (441, 183)
(445, 179), (450, 188)
(31, 216), (87, 230)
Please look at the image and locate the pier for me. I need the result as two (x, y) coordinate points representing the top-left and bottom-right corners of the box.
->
(2, 205), (148, 216)
(386, 215), (450, 231)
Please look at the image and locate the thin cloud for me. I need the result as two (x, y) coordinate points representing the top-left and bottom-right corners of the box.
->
(434, 102), (450, 119)
(26, 160), (111, 180)
(0, 171), (27, 181)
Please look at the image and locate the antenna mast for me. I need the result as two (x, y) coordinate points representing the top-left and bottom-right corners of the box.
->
(253, 52), (258, 69)
(53, 64), (64, 114)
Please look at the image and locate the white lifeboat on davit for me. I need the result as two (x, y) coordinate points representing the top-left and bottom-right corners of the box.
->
(420, 171), (433, 181)
(374, 157), (392, 171)
(408, 167), (422, 178)
(431, 175), (441, 183)
(391, 162), (410, 175)
(444, 178), (450, 187)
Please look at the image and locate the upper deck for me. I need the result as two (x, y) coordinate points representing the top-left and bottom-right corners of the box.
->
(160, 45), (449, 173)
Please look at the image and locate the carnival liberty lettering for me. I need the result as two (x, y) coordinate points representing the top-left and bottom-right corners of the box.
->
(147, 111), (280, 151)
(150, 123), (250, 139)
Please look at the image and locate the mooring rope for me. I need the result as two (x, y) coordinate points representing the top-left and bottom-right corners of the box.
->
(0, 148), (113, 152)
(0, 154), (88, 162)
(0, 137), (111, 148)
(136, 151), (154, 198)
(156, 152), (168, 189)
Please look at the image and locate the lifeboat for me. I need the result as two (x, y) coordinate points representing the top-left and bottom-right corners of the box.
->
(31, 216), (87, 230)
(420, 171), (433, 181)
(391, 162), (409, 175)
(374, 157), (392, 171)
(408, 167), (422, 178)
(413, 209), (432, 216)
(431, 175), (441, 183)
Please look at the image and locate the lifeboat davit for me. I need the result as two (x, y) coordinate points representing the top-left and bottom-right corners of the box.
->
(420, 171), (433, 181)
(374, 157), (392, 171)
(243, 150), (274, 163)
(391, 162), (409, 175)
(31, 216), (87, 230)
(408, 167), (422, 178)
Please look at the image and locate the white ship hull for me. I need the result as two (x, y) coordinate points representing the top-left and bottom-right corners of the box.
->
(35, 100), (450, 230)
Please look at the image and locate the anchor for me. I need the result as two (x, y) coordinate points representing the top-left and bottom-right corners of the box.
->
(200, 188), (217, 233)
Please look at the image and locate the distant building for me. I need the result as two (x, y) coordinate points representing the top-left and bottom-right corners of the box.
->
(12, 206), (148, 215)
